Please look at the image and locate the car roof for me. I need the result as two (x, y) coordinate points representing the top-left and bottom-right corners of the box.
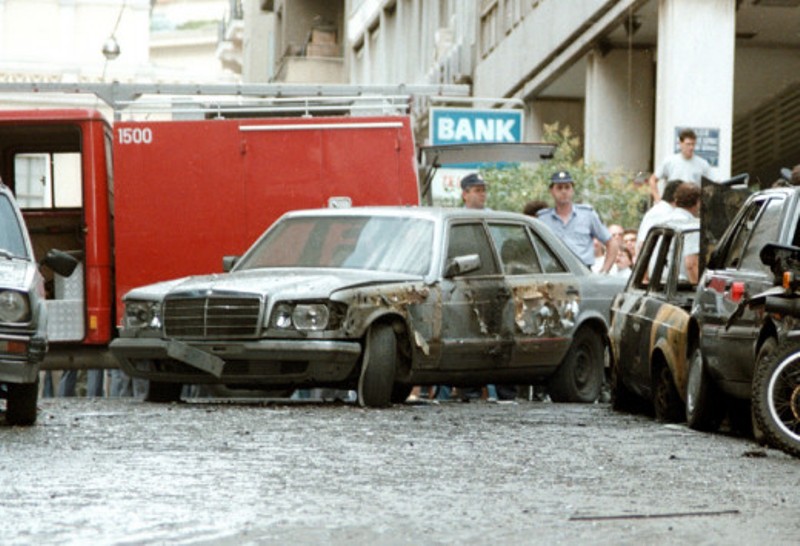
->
(280, 206), (534, 223)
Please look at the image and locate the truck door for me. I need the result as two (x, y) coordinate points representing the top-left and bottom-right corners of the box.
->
(14, 151), (86, 343)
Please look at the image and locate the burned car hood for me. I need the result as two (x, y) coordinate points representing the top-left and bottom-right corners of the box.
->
(0, 258), (34, 291)
(124, 268), (423, 301)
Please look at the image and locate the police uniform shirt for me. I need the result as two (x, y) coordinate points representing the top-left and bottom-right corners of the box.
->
(537, 204), (611, 267)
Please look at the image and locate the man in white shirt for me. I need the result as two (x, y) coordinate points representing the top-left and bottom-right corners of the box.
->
(667, 183), (701, 284)
(636, 180), (682, 257)
(648, 128), (713, 202)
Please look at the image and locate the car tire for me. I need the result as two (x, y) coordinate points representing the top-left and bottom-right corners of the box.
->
(549, 328), (603, 403)
(5, 379), (38, 426)
(752, 338), (776, 445)
(653, 362), (684, 423)
(751, 339), (800, 458)
(144, 381), (183, 403)
(358, 324), (397, 408)
(685, 347), (724, 431)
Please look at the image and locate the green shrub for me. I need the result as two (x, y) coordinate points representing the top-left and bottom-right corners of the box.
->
(483, 123), (650, 229)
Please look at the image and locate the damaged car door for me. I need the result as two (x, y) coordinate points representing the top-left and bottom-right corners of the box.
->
(439, 221), (512, 371)
(487, 222), (574, 371)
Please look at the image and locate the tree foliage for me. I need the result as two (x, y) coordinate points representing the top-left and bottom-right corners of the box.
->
(482, 123), (650, 229)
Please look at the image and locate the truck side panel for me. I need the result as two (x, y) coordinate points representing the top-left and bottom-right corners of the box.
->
(113, 115), (419, 323)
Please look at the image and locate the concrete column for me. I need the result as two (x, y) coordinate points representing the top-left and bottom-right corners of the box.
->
(584, 47), (654, 175)
(654, 0), (735, 179)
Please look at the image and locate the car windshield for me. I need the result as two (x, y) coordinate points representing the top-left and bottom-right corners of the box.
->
(237, 215), (434, 276)
(0, 194), (28, 259)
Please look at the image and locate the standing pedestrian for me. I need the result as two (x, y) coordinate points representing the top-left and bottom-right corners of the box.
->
(648, 128), (713, 202)
(537, 170), (619, 273)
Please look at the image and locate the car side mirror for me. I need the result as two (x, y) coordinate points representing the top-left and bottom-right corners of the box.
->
(41, 249), (79, 278)
(222, 255), (239, 272)
(444, 254), (481, 278)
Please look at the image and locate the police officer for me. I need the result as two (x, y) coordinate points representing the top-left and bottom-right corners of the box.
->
(537, 170), (618, 273)
(460, 172), (488, 210)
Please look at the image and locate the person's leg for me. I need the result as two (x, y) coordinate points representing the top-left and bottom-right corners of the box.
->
(57, 370), (77, 397)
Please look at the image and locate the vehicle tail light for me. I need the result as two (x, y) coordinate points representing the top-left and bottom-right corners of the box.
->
(783, 271), (794, 290)
(730, 281), (745, 303)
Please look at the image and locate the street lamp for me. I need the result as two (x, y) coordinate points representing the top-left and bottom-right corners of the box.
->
(102, 35), (121, 60)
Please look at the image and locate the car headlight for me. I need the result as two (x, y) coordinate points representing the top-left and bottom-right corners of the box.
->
(0, 290), (29, 322)
(123, 300), (161, 330)
(270, 302), (341, 332)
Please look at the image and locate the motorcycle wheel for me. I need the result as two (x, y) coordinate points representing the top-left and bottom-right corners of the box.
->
(752, 340), (800, 458)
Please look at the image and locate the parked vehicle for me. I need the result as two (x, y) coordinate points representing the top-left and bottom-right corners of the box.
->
(744, 243), (800, 457)
(689, 184), (799, 432)
(0, 181), (77, 424)
(0, 104), (420, 373)
(110, 207), (625, 406)
(609, 219), (700, 421)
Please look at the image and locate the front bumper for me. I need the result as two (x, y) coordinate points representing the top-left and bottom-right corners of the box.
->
(110, 337), (363, 387)
(0, 334), (46, 384)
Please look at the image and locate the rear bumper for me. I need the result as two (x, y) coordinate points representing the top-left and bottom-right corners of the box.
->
(110, 337), (363, 387)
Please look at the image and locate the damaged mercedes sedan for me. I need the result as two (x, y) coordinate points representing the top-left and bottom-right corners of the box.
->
(110, 207), (624, 407)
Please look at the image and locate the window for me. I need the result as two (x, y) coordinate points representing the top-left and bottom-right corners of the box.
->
(488, 223), (541, 275)
(723, 198), (783, 270)
(14, 152), (82, 209)
(446, 222), (499, 276)
(529, 229), (567, 273)
(739, 197), (785, 271)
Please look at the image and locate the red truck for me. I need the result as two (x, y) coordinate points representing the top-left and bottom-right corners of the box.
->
(0, 108), (420, 371)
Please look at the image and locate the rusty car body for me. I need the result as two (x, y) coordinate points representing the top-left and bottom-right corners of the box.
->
(610, 219), (701, 421)
(110, 207), (625, 407)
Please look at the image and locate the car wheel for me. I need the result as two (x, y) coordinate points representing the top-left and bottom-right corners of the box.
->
(358, 324), (397, 408)
(752, 338), (776, 446)
(610, 353), (640, 413)
(653, 362), (684, 423)
(390, 384), (413, 404)
(549, 328), (603, 403)
(752, 340), (800, 458)
(144, 381), (183, 403)
(5, 380), (38, 426)
(685, 347), (724, 431)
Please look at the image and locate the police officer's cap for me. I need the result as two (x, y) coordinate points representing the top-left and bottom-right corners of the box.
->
(460, 173), (486, 190)
(549, 170), (575, 186)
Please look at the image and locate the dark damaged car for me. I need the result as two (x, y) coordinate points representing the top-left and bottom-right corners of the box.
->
(609, 219), (700, 421)
(110, 207), (625, 407)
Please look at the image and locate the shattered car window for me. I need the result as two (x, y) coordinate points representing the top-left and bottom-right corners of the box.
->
(237, 215), (434, 276)
(0, 194), (28, 258)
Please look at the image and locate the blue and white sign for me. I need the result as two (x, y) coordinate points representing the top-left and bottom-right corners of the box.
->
(431, 108), (523, 145)
(428, 107), (524, 206)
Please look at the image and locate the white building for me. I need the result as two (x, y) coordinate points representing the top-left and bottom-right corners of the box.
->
(329, 0), (800, 186)
(0, 0), (236, 110)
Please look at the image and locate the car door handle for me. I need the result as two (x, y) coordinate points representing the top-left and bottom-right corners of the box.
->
(632, 322), (641, 333)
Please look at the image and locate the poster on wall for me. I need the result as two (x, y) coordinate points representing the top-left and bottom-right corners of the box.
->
(675, 126), (719, 167)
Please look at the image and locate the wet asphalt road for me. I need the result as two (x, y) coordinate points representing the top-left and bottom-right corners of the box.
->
(1, 397), (798, 545)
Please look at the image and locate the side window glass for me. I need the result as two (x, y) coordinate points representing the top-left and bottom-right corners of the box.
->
(739, 197), (784, 271)
(723, 201), (765, 269)
(488, 223), (542, 275)
(446, 223), (499, 276)
(529, 229), (567, 273)
(631, 231), (668, 290)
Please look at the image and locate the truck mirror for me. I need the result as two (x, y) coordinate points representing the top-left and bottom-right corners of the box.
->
(222, 255), (239, 272)
(41, 249), (79, 277)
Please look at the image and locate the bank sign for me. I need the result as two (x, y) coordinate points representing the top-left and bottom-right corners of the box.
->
(430, 108), (523, 146)
(428, 107), (524, 205)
